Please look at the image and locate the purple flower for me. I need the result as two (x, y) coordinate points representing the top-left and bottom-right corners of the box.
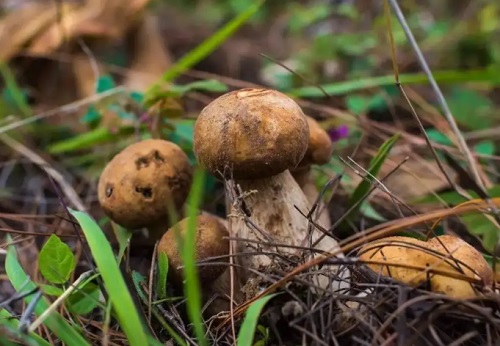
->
(327, 125), (349, 142)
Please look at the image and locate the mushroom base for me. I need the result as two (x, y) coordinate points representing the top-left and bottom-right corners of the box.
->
(227, 170), (349, 293)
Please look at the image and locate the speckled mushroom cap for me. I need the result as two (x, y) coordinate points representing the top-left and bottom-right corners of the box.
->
(299, 115), (333, 167)
(357, 235), (494, 299)
(97, 139), (193, 230)
(157, 214), (230, 285)
(193, 88), (310, 180)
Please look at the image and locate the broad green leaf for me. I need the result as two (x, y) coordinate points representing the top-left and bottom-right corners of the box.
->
(5, 237), (90, 346)
(237, 293), (280, 346)
(69, 209), (150, 346)
(474, 140), (495, 156)
(96, 75), (116, 93)
(446, 87), (494, 131)
(156, 252), (169, 300)
(460, 214), (499, 252)
(0, 309), (51, 346)
(41, 284), (64, 297)
(80, 105), (102, 124)
(38, 234), (76, 284)
(67, 282), (100, 315)
(426, 128), (452, 146)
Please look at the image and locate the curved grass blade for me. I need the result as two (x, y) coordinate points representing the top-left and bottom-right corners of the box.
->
(69, 209), (150, 346)
(144, 0), (264, 105)
(4, 237), (90, 346)
(237, 293), (280, 346)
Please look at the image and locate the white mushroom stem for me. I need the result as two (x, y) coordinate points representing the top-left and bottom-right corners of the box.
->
(292, 167), (332, 230)
(227, 169), (349, 293)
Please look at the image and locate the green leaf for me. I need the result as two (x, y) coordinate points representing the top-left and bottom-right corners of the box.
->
(38, 234), (76, 284)
(96, 75), (116, 93)
(237, 293), (280, 346)
(460, 214), (499, 252)
(156, 252), (169, 300)
(287, 68), (500, 98)
(347, 134), (400, 216)
(67, 282), (100, 315)
(0, 309), (51, 346)
(5, 237), (90, 346)
(69, 209), (150, 346)
(113, 224), (132, 263)
(41, 284), (64, 297)
(426, 128), (453, 146)
(446, 87), (494, 130)
(474, 140), (495, 156)
(144, 0), (264, 105)
(80, 105), (102, 124)
(359, 201), (386, 221)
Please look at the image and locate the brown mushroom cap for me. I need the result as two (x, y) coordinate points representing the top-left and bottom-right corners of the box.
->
(298, 115), (333, 167)
(193, 88), (310, 180)
(157, 215), (230, 286)
(97, 139), (192, 230)
(358, 235), (494, 299)
(427, 235), (494, 286)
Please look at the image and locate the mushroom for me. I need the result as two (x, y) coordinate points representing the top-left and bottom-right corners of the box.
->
(157, 214), (242, 317)
(357, 235), (493, 299)
(97, 139), (193, 242)
(291, 115), (334, 229)
(193, 88), (347, 294)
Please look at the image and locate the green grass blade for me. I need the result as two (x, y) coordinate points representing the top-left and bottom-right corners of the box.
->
(144, 0), (264, 104)
(4, 237), (90, 346)
(237, 293), (280, 346)
(287, 68), (500, 98)
(68, 209), (150, 346)
(182, 168), (208, 346)
(0, 309), (51, 346)
(131, 271), (187, 346)
(0, 63), (32, 117)
(347, 133), (400, 213)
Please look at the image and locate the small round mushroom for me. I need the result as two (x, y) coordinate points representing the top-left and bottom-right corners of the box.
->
(157, 214), (242, 317)
(291, 115), (334, 229)
(193, 88), (346, 291)
(357, 235), (493, 299)
(97, 139), (193, 241)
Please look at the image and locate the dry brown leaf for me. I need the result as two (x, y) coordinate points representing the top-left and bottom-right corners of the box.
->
(123, 13), (172, 91)
(0, 1), (71, 61)
(27, 0), (151, 55)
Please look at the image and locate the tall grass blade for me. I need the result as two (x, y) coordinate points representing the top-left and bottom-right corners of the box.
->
(69, 210), (150, 346)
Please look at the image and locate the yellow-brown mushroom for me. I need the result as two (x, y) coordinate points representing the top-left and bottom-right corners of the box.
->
(357, 235), (493, 299)
(193, 88), (347, 293)
(97, 139), (193, 241)
(157, 214), (242, 317)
